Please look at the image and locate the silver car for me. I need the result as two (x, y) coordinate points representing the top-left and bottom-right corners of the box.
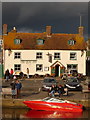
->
(42, 77), (57, 91)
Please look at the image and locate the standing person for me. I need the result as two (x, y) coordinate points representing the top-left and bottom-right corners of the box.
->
(27, 68), (29, 78)
(15, 80), (22, 98)
(10, 80), (16, 98)
(5, 69), (10, 82)
(10, 68), (14, 79)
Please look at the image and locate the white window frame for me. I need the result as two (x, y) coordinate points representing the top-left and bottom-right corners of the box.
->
(14, 64), (21, 71)
(14, 39), (21, 44)
(70, 40), (75, 45)
(70, 52), (77, 60)
(67, 64), (78, 70)
(54, 53), (60, 60)
(36, 52), (43, 59)
(68, 40), (75, 45)
(14, 52), (21, 59)
(36, 64), (43, 71)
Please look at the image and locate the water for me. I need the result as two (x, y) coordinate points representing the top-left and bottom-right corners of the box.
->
(2, 108), (89, 119)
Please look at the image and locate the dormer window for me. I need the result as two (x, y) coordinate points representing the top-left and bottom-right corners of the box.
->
(37, 39), (44, 45)
(68, 40), (76, 45)
(14, 39), (22, 44)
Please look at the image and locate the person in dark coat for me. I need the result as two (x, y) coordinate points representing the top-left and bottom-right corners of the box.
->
(54, 85), (61, 97)
(5, 69), (10, 81)
(15, 80), (22, 98)
(49, 85), (55, 97)
(10, 80), (16, 98)
(58, 85), (65, 96)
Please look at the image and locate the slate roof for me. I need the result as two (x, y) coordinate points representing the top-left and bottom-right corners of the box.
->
(3, 31), (86, 50)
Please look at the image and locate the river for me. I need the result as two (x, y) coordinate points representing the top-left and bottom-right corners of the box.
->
(2, 108), (89, 119)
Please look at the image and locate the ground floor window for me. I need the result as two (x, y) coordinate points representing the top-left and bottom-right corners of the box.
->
(14, 64), (21, 71)
(67, 64), (78, 70)
(36, 64), (43, 71)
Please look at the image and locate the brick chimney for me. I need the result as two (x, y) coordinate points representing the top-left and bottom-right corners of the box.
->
(78, 26), (84, 36)
(46, 26), (52, 36)
(3, 24), (8, 35)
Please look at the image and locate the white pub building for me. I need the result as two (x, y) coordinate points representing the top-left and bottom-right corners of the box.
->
(3, 24), (86, 77)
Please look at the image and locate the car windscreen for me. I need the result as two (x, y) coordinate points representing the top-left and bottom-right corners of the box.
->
(44, 79), (56, 83)
(67, 78), (78, 82)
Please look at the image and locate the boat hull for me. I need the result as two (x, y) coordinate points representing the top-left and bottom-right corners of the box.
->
(23, 100), (83, 112)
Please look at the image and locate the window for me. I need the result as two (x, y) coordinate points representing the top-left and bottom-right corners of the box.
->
(14, 52), (21, 59)
(36, 64), (43, 71)
(36, 52), (42, 59)
(14, 39), (21, 44)
(0, 40), (2, 45)
(67, 64), (77, 70)
(14, 64), (21, 71)
(54, 53), (60, 60)
(44, 67), (49, 71)
(70, 52), (77, 60)
(37, 39), (44, 45)
(68, 40), (76, 45)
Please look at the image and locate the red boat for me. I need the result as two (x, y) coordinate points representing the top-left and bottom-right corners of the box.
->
(24, 110), (82, 118)
(23, 97), (83, 112)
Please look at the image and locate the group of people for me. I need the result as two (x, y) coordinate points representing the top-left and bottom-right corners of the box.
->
(5, 68), (14, 81)
(5, 68), (30, 81)
(10, 80), (22, 99)
(49, 84), (65, 97)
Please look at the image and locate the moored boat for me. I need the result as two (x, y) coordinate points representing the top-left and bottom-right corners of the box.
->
(23, 97), (83, 112)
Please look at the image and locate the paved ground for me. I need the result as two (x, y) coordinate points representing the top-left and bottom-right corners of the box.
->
(2, 77), (90, 100)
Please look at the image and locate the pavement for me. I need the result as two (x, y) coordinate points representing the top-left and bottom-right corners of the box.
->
(1, 77), (90, 108)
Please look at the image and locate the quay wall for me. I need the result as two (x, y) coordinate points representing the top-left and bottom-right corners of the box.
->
(2, 99), (90, 109)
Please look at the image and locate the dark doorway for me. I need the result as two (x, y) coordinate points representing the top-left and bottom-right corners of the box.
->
(55, 65), (59, 77)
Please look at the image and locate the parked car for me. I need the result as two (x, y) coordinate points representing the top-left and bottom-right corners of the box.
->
(64, 77), (82, 91)
(42, 77), (57, 91)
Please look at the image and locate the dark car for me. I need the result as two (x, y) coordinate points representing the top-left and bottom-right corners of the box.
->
(64, 77), (82, 91)
(42, 77), (57, 91)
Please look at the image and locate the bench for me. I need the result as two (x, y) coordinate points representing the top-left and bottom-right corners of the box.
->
(1, 88), (12, 98)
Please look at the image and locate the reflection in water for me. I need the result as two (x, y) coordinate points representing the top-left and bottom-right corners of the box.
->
(24, 110), (82, 118)
(2, 108), (89, 119)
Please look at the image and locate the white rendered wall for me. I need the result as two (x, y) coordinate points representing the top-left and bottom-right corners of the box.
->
(4, 50), (86, 75)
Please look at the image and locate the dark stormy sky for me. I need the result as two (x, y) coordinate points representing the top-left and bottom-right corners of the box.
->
(2, 2), (88, 39)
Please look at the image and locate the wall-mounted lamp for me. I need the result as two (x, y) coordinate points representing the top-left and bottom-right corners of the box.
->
(8, 48), (12, 56)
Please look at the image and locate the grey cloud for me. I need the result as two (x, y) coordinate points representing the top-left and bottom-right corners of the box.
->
(2, 2), (88, 34)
